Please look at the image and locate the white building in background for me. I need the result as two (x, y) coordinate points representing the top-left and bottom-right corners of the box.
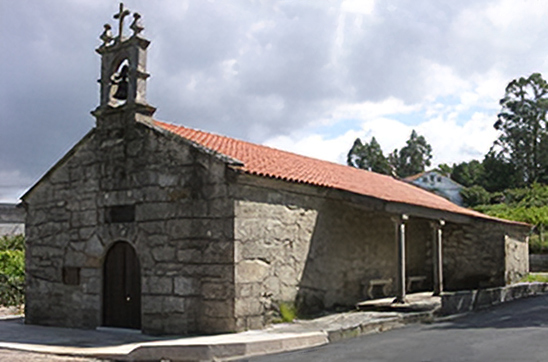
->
(405, 171), (464, 206)
(0, 203), (24, 236)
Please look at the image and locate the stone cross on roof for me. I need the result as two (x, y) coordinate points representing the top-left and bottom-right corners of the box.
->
(113, 2), (131, 42)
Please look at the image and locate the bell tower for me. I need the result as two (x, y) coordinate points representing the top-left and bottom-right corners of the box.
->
(92, 3), (155, 128)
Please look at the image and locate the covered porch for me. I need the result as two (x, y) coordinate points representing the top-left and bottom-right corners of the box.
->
(295, 191), (529, 315)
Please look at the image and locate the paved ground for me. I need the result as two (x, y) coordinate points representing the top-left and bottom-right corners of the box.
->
(0, 349), (105, 362)
(0, 309), (107, 361)
(1, 290), (545, 361)
(0, 305), (22, 318)
(0, 293), (439, 361)
(236, 294), (548, 362)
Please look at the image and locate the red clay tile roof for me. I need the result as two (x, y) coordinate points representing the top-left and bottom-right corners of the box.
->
(153, 120), (525, 225)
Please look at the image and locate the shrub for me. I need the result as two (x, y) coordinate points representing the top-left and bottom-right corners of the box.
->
(0, 235), (25, 306)
(0, 234), (25, 251)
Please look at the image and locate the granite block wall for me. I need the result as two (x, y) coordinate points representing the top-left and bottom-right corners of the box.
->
(504, 229), (529, 284)
(442, 219), (529, 290)
(25, 117), (236, 335)
(231, 180), (433, 328)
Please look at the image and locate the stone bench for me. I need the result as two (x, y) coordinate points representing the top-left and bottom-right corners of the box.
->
(406, 275), (426, 292)
(365, 278), (393, 299)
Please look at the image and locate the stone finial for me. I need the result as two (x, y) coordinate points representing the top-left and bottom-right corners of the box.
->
(113, 2), (131, 42)
(99, 24), (114, 47)
(130, 12), (144, 37)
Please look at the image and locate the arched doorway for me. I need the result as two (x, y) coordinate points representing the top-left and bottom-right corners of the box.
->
(103, 241), (141, 329)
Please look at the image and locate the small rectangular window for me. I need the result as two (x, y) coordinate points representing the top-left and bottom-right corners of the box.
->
(62, 267), (80, 286)
(106, 205), (135, 223)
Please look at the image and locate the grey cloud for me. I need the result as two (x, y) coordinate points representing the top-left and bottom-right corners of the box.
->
(1, 0), (547, 200)
(146, 1), (345, 141)
(1, 1), (102, 192)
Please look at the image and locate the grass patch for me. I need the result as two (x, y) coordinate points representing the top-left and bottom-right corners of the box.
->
(520, 273), (548, 283)
(271, 302), (298, 323)
(279, 302), (297, 322)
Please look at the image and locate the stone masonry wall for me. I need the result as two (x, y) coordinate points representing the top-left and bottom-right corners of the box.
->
(504, 229), (529, 284)
(443, 220), (507, 290)
(297, 203), (396, 311)
(529, 254), (548, 272)
(233, 198), (318, 330)
(231, 179), (433, 328)
(25, 131), (100, 329)
(25, 115), (235, 335)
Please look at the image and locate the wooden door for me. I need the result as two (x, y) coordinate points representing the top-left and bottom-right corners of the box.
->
(103, 242), (141, 329)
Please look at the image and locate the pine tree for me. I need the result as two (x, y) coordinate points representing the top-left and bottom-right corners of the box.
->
(495, 73), (548, 185)
(347, 137), (392, 175)
(390, 130), (432, 178)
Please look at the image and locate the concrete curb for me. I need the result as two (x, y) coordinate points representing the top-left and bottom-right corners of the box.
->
(439, 282), (548, 316)
(111, 331), (329, 361)
(0, 331), (329, 362)
(325, 310), (435, 343)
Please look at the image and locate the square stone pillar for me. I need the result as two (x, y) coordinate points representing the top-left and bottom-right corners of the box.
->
(392, 214), (408, 304)
(430, 220), (445, 296)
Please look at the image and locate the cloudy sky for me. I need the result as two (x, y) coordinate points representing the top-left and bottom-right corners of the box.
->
(1, 0), (548, 202)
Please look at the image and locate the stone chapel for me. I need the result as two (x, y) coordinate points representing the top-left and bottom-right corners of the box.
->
(22, 5), (530, 335)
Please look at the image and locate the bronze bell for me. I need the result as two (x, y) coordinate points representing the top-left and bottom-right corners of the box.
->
(113, 82), (128, 100)
(112, 65), (129, 100)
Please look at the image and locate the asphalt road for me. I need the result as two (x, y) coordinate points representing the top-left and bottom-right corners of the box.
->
(238, 294), (548, 362)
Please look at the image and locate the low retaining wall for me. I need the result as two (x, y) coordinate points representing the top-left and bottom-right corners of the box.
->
(529, 254), (548, 272)
(440, 282), (548, 316)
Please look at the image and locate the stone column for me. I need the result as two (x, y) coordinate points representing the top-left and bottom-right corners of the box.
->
(392, 214), (408, 304)
(430, 220), (445, 296)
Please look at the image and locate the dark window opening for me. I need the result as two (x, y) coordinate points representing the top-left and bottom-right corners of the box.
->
(106, 205), (135, 223)
(63, 267), (81, 286)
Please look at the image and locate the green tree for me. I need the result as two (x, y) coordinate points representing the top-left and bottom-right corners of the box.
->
(389, 130), (433, 178)
(494, 72), (548, 185)
(435, 163), (453, 176)
(481, 150), (521, 192)
(451, 160), (484, 187)
(347, 137), (392, 175)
